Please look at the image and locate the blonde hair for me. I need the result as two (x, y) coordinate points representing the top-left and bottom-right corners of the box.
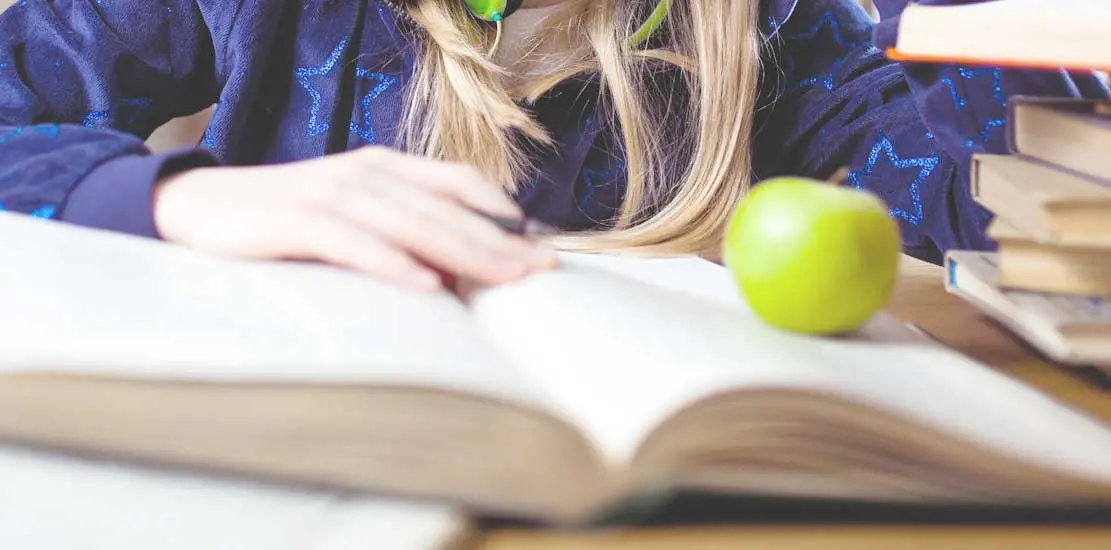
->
(399, 0), (762, 259)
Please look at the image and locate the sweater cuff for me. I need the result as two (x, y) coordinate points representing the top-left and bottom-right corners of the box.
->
(60, 148), (220, 239)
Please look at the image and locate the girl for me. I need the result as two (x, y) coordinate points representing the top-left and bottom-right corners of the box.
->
(0, 0), (1105, 290)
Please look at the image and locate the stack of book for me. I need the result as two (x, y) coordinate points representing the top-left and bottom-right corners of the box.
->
(884, 0), (1111, 371)
(944, 98), (1111, 371)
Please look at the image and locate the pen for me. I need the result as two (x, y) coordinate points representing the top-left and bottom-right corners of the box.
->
(482, 212), (559, 238)
(432, 212), (557, 291)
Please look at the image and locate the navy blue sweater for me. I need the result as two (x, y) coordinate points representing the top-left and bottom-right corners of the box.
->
(0, 0), (1106, 264)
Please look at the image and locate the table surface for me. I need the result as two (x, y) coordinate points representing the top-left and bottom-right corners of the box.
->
(472, 255), (1111, 549)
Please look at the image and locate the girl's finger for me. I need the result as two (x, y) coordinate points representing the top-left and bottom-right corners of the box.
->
(286, 211), (443, 291)
(348, 147), (523, 219)
(380, 180), (558, 268)
(318, 181), (543, 284)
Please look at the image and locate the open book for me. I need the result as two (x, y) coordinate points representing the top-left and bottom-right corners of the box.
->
(0, 212), (1110, 525)
(887, 0), (1111, 72)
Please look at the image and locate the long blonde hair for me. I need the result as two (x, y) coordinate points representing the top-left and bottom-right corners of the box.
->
(398, 0), (763, 259)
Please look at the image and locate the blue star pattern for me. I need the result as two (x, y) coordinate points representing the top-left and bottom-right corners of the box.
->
(376, 2), (399, 42)
(0, 124), (60, 219)
(967, 118), (1008, 148)
(794, 56), (847, 91)
(349, 68), (399, 144)
(0, 127), (23, 145)
(296, 38), (349, 138)
(848, 134), (939, 226)
(939, 67), (1008, 149)
(82, 111), (109, 128)
(766, 16), (783, 35)
(0, 125), (60, 144)
(80, 97), (152, 130)
(31, 124), (59, 140)
(940, 67), (1006, 110)
(578, 162), (626, 212)
(0, 201), (57, 219)
(201, 100), (221, 149)
(583, 111), (598, 131)
(975, 118), (1007, 147)
(784, 12), (862, 55)
(781, 11), (867, 92)
(119, 97), (153, 128)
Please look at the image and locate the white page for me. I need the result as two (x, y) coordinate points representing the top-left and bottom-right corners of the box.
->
(468, 253), (1111, 483)
(0, 444), (464, 550)
(0, 213), (547, 409)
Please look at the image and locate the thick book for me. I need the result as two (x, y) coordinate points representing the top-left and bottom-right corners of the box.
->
(971, 154), (1111, 247)
(945, 250), (1111, 368)
(0, 213), (1110, 525)
(886, 0), (1111, 71)
(988, 218), (1111, 298)
(1008, 98), (1111, 183)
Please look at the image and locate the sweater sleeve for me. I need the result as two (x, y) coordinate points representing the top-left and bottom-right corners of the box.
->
(753, 0), (1110, 265)
(0, 0), (234, 238)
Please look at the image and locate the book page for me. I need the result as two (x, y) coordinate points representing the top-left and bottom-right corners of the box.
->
(0, 444), (465, 550)
(467, 253), (1111, 483)
(956, 251), (1111, 325)
(0, 214), (548, 408)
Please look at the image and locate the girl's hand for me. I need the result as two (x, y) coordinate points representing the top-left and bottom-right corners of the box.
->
(152, 147), (558, 291)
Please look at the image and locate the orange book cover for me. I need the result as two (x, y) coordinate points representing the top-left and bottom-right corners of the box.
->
(885, 48), (1111, 74)
(887, 0), (1111, 73)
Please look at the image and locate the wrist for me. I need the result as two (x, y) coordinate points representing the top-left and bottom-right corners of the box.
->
(152, 166), (220, 243)
(60, 150), (218, 239)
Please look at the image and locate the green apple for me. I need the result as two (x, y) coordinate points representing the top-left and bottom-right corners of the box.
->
(722, 176), (901, 335)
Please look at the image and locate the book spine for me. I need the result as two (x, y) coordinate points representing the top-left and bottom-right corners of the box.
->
(1007, 96), (1105, 154)
(1005, 98), (1021, 156)
(969, 155), (985, 205)
(1016, 154), (1111, 189)
(1008, 98), (1111, 186)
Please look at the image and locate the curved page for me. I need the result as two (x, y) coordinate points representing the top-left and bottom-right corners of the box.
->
(0, 213), (548, 409)
(466, 252), (1111, 485)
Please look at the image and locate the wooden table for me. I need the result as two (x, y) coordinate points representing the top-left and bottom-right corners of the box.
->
(473, 256), (1111, 549)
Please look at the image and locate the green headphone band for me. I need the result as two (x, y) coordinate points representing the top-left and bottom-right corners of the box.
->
(464, 0), (519, 22)
(629, 0), (672, 48)
(463, 0), (671, 49)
